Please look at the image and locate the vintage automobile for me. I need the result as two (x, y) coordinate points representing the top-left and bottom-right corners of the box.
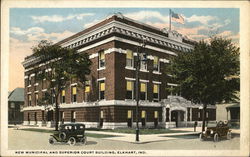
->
(199, 121), (232, 142)
(49, 123), (87, 146)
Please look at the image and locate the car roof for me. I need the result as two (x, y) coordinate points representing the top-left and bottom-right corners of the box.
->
(60, 123), (85, 127)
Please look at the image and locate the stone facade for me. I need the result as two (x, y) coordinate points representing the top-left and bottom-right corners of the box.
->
(22, 14), (216, 129)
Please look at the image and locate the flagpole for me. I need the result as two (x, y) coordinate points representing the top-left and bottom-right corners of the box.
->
(169, 9), (171, 31)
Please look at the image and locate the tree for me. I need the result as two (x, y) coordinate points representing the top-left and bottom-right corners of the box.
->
(167, 37), (239, 131)
(32, 40), (91, 131)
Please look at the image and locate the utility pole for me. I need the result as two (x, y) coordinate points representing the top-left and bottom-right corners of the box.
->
(135, 38), (146, 142)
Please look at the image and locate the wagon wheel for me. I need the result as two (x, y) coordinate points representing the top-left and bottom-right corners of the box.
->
(213, 133), (219, 142)
(49, 137), (55, 145)
(81, 136), (87, 145)
(68, 137), (76, 146)
(199, 133), (204, 141)
(227, 131), (232, 140)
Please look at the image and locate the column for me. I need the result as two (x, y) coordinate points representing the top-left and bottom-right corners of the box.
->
(190, 108), (192, 121)
(162, 107), (166, 127)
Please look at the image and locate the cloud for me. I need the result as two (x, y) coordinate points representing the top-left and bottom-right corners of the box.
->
(83, 19), (101, 28)
(124, 11), (169, 23)
(31, 13), (94, 23)
(185, 15), (218, 25)
(10, 27), (44, 35)
(10, 27), (75, 43)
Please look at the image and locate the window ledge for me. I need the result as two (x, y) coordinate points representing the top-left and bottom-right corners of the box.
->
(27, 85), (31, 88)
(153, 71), (162, 75)
(140, 69), (149, 73)
(42, 89), (47, 92)
(125, 67), (136, 70)
(97, 67), (106, 71)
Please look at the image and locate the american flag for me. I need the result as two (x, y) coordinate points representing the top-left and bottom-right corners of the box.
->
(171, 10), (184, 24)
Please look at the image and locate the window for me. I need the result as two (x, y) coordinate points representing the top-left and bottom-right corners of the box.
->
(71, 111), (75, 122)
(126, 50), (134, 68)
(140, 82), (147, 100)
(126, 80), (134, 99)
(141, 110), (146, 119)
(28, 94), (32, 106)
(154, 111), (158, 119)
(61, 89), (65, 103)
(71, 86), (77, 103)
(98, 51), (105, 68)
(127, 110), (132, 119)
(85, 81), (90, 93)
(28, 75), (31, 86)
(153, 84), (160, 102)
(153, 56), (160, 72)
(99, 80), (105, 100)
(35, 93), (38, 105)
(140, 59), (147, 71)
(51, 90), (55, 104)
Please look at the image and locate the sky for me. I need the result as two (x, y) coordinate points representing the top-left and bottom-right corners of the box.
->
(9, 8), (239, 91)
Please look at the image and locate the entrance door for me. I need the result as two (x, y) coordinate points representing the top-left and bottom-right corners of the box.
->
(47, 110), (54, 121)
(171, 111), (178, 127)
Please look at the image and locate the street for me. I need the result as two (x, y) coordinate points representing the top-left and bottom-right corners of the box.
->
(8, 128), (240, 150)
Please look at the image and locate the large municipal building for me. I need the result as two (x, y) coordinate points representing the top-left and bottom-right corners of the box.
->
(22, 13), (216, 129)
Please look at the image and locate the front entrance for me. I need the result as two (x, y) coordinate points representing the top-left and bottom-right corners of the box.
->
(171, 110), (184, 127)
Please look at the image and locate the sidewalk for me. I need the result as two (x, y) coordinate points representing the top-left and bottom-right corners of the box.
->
(9, 125), (240, 144)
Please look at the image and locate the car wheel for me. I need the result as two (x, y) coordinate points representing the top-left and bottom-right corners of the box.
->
(81, 136), (87, 145)
(214, 133), (219, 142)
(68, 137), (76, 146)
(49, 137), (55, 145)
(59, 132), (66, 140)
(227, 131), (232, 140)
(199, 133), (204, 141)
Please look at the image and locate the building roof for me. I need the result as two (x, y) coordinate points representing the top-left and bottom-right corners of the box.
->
(8, 88), (24, 102)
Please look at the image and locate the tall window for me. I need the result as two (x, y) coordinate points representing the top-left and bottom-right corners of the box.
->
(71, 111), (75, 122)
(71, 86), (77, 103)
(28, 94), (32, 106)
(51, 90), (55, 104)
(153, 84), (160, 102)
(126, 50), (134, 68)
(85, 80), (90, 93)
(126, 80), (134, 99)
(61, 89), (65, 103)
(99, 80), (105, 100)
(140, 59), (147, 71)
(99, 51), (105, 68)
(153, 56), (160, 72)
(35, 93), (38, 105)
(28, 75), (31, 86)
(140, 82), (147, 100)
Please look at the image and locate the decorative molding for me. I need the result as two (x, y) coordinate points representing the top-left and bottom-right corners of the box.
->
(97, 77), (106, 81)
(167, 83), (178, 86)
(152, 81), (162, 84)
(97, 67), (106, 71)
(89, 53), (98, 59)
(125, 67), (136, 71)
(104, 48), (126, 54)
(139, 79), (149, 83)
(153, 71), (162, 75)
(70, 83), (77, 86)
(125, 77), (136, 81)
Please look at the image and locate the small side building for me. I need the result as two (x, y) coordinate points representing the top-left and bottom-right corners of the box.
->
(8, 88), (24, 124)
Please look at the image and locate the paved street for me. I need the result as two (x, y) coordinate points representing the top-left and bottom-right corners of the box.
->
(8, 127), (240, 150)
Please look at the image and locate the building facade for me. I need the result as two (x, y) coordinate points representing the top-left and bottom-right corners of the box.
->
(8, 88), (24, 124)
(22, 14), (216, 129)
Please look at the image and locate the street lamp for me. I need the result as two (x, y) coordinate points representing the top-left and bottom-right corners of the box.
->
(135, 38), (146, 142)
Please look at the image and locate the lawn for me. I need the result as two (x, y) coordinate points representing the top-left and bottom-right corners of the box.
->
(86, 128), (192, 134)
